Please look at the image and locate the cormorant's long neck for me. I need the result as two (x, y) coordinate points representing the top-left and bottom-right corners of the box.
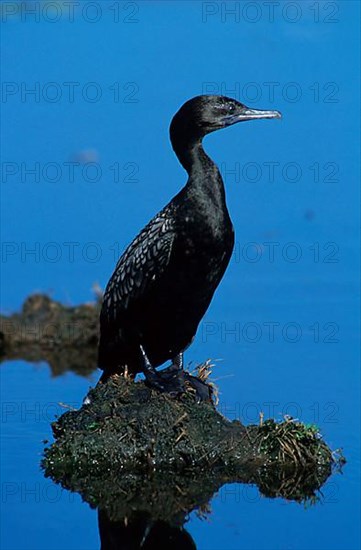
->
(171, 134), (226, 205)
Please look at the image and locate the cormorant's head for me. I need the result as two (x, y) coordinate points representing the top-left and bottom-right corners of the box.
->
(170, 95), (281, 140)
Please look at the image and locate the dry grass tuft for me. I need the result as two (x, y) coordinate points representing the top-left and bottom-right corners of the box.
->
(257, 415), (344, 467)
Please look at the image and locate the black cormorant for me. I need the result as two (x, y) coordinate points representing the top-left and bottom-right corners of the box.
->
(98, 95), (281, 397)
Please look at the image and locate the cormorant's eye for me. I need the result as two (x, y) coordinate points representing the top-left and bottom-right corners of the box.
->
(219, 103), (235, 115)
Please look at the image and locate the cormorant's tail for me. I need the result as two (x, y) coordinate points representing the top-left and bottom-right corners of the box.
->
(97, 337), (139, 382)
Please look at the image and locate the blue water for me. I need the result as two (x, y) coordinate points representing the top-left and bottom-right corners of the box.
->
(1, 1), (360, 549)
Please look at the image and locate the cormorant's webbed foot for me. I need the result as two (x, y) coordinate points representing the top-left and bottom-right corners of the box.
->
(140, 346), (185, 397)
(140, 347), (212, 402)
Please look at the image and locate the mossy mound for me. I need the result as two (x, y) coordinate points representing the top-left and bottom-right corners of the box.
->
(0, 293), (100, 376)
(44, 374), (253, 476)
(42, 373), (344, 518)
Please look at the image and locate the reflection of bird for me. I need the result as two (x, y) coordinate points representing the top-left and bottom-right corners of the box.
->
(98, 510), (196, 550)
(98, 95), (281, 395)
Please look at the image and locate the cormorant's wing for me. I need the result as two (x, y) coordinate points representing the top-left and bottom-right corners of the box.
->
(101, 211), (175, 321)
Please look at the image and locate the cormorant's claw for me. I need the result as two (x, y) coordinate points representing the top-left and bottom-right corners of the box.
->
(183, 372), (213, 403)
(141, 347), (212, 402)
(144, 365), (186, 398)
(144, 363), (212, 403)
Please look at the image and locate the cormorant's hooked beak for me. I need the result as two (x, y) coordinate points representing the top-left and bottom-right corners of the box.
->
(224, 108), (282, 126)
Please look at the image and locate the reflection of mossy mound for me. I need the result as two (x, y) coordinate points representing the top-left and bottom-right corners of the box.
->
(42, 373), (344, 519)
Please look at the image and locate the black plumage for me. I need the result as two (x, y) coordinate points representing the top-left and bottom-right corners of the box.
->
(98, 95), (281, 389)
